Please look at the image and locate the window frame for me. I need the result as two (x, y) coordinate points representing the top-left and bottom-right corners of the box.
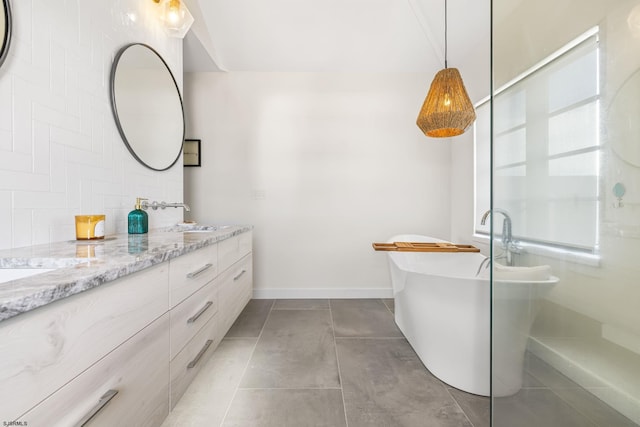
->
(473, 27), (601, 255)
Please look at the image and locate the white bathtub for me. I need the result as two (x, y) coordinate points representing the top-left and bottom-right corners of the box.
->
(386, 234), (558, 397)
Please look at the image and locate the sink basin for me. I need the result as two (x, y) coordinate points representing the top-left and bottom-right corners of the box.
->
(0, 268), (55, 284)
(165, 224), (232, 233)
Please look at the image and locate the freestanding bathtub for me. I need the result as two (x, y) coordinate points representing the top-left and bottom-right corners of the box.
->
(386, 234), (557, 397)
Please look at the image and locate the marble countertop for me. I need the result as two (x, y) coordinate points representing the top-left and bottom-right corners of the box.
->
(0, 225), (252, 322)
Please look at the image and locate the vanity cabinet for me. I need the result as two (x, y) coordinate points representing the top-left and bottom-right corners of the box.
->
(218, 253), (253, 336)
(22, 314), (170, 427)
(169, 276), (219, 360)
(170, 310), (220, 408)
(217, 232), (253, 337)
(168, 231), (253, 408)
(0, 263), (169, 421)
(169, 243), (218, 308)
(168, 244), (220, 409)
(218, 230), (252, 273)
(0, 230), (253, 425)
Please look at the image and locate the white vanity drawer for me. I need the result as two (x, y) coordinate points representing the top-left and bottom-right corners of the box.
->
(170, 313), (221, 409)
(218, 231), (252, 273)
(238, 230), (252, 259)
(22, 314), (170, 427)
(0, 263), (169, 419)
(218, 254), (253, 337)
(170, 277), (219, 359)
(169, 244), (218, 307)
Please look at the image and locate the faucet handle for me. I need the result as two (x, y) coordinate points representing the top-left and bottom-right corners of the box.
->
(135, 197), (148, 210)
(508, 240), (522, 254)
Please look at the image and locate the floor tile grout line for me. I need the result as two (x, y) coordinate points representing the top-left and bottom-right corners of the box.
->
(223, 336), (259, 340)
(219, 299), (276, 427)
(445, 386), (477, 427)
(218, 341), (257, 427)
(328, 299), (350, 427)
(334, 336), (406, 340)
(524, 360), (627, 427)
(542, 382), (606, 427)
(236, 386), (344, 390)
(382, 298), (394, 317)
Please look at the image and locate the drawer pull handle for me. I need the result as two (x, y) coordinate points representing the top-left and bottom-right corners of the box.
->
(187, 301), (213, 324)
(187, 263), (213, 279)
(233, 269), (247, 281)
(75, 389), (118, 427)
(187, 339), (213, 369)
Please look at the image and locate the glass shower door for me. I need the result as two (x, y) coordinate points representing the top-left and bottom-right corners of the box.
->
(491, 1), (640, 426)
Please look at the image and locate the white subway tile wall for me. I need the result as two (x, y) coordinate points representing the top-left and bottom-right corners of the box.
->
(0, 0), (185, 249)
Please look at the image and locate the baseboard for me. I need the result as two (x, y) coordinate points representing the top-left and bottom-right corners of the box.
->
(252, 287), (393, 299)
(528, 336), (640, 424)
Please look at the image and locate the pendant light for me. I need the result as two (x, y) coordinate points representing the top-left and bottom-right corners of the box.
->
(152, 0), (194, 39)
(416, 0), (476, 138)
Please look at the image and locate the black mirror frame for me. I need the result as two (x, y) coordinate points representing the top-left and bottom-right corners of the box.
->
(109, 43), (185, 172)
(0, 0), (12, 69)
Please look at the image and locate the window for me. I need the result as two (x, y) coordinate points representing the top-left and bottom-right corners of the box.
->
(475, 30), (600, 251)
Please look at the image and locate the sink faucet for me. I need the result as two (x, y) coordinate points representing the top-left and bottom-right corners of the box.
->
(141, 200), (191, 212)
(480, 209), (517, 266)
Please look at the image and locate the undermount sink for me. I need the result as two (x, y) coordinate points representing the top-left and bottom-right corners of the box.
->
(0, 268), (55, 284)
(165, 224), (232, 233)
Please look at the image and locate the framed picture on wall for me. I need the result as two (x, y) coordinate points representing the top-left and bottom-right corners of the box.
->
(183, 139), (201, 167)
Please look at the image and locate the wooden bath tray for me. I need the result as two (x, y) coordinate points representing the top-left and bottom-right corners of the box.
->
(372, 242), (480, 253)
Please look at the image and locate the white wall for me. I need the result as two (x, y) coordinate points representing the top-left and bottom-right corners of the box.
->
(450, 131), (481, 249)
(0, 0), (184, 250)
(184, 72), (452, 298)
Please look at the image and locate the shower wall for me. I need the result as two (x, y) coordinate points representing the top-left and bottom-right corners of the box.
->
(492, 0), (640, 425)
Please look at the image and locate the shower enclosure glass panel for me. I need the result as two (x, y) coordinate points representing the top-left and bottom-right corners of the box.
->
(491, 1), (640, 426)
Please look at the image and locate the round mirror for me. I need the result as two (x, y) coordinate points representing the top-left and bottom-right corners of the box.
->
(110, 43), (184, 171)
(608, 69), (640, 167)
(0, 0), (12, 68)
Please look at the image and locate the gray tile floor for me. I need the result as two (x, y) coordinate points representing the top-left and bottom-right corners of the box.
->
(162, 298), (489, 427)
(493, 352), (639, 427)
(162, 298), (636, 427)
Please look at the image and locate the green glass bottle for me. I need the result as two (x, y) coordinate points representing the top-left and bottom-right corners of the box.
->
(128, 197), (148, 234)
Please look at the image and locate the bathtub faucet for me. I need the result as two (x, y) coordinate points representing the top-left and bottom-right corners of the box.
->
(480, 209), (519, 266)
(476, 256), (491, 277)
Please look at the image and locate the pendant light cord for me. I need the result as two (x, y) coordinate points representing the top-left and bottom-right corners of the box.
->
(444, 0), (448, 68)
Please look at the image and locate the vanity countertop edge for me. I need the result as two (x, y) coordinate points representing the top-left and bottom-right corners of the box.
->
(0, 225), (253, 322)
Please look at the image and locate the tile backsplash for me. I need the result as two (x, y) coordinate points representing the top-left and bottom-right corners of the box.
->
(0, 0), (184, 249)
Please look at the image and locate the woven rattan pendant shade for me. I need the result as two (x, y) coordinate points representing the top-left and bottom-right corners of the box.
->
(416, 67), (476, 138)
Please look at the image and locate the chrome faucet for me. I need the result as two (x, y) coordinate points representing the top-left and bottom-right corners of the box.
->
(141, 200), (191, 212)
(480, 209), (518, 266)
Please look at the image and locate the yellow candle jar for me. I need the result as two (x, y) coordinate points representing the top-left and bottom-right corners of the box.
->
(75, 215), (106, 240)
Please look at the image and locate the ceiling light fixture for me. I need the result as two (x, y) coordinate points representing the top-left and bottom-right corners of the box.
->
(416, 0), (476, 138)
(153, 0), (194, 39)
